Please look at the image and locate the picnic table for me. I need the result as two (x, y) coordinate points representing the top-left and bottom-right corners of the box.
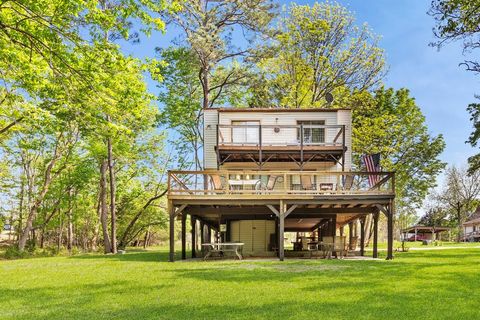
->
(202, 242), (244, 261)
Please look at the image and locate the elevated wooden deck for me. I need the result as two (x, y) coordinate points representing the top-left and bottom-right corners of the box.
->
(167, 170), (396, 262)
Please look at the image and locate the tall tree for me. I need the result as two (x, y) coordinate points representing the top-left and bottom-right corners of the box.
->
(430, 0), (480, 73)
(434, 166), (480, 239)
(353, 88), (446, 216)
(466, 101), (480, 173)
(160, 0), (277, 110)
(249, 2), (385, 108)
(429, 0), (480, 173)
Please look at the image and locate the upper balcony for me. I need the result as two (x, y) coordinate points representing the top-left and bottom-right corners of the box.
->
(215, 123), (347, 168)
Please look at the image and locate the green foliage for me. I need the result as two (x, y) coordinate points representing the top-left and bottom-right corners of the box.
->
(160, 0), (277, 109)
(429, 1), (480, 174)
(353, 88), (446, 213)
(466, 102), (480, 173)
(0, 0), (175, 252)
(249, 1), (385, 108)
(430, 0), (480, 56)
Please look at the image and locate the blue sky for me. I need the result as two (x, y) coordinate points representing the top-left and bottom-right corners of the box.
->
(331, 0), (478, 172)
(122, 0), (478, 183)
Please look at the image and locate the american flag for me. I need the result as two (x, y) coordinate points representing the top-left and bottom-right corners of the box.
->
(361, 153), (381, 188)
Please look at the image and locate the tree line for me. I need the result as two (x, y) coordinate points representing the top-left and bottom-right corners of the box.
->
(3, 0), (476, 257)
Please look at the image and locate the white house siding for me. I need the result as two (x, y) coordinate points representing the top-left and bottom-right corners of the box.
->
(203, 109), (219, 169)
(337, 109), (352, 170)
(217, 111), (338, 146)
(203, 109), (353, 172)
(465, 226), (474, 234)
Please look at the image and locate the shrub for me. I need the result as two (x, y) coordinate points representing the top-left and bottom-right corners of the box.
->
(4, 246), (31, 259)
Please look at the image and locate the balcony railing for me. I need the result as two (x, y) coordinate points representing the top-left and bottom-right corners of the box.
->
(168, 170), (395, 197)
(217, 124), (345, 147)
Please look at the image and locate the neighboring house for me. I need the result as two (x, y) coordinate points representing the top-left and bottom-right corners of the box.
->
(463, 208), (480, 242)
(167, 108), (396, 261)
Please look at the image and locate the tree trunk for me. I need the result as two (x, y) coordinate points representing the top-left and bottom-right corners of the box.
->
(107, 135), (117, 254)
(143, 227), (150, 249)
(40, 228), (45, 249)
(19, 195), (50, 250)
(100, 160), (111, 253)
(202, 67), (209, 109)
(67, 213), (74, 252)
(118, 190), (167, 248)
(91, 189), (102, 251)
(66, 187), (74, 252)
(18, 135), (67, 251)
(17, 176), (25, 241)
(57, 213), (63, 251)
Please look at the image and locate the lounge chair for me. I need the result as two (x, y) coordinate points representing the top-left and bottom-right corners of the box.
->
(210, 174), (225, 193)
(256, 175), (278, 193)
(333, 236), (347, 258)
(349, 236), (358, 251)
(321, 236), (334, 259)
(301, 175), (316, 191)
(343, 174), (354, 191)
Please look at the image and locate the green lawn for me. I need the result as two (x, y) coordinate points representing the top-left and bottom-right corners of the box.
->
(1, 247), (480, 319)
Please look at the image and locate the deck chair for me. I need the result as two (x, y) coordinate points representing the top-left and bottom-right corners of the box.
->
(343, 175), (354, 191)
(210, 174), (225, 193)
(301, 175), (316, 191)
(349, 236), (358, 251)
(321, 236), (334, 259)
(333, 236), (347, 258)
(266, 175), (278, 190)
(301, 237), (309, 251)
(256, 175), (278, 192)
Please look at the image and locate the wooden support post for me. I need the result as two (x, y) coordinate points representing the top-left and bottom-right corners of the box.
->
(360, 217), (365, 256)
(331, 215), (337, 236)
(340, 226), (344, 237)
(226, 220), (231, 242)
(373, 212), (379, 258)
(341, 125), (345, 171)
(275, 216), (279, 257)
(300, 124), (304, 169)
(348, 222), (353, 250)
(387, 200), (394, 260)
(181, 213), (186, 260)
(200, 220), (206, 257)
(258, 124), (262, 169)
(279, 200), (285, 261)
(191, 216), (196, 258)
(168, 201), (175, 262)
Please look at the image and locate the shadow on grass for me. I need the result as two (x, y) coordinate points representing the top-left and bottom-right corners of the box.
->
(70, 250), (172, 262)
(3, 248), (480, 320)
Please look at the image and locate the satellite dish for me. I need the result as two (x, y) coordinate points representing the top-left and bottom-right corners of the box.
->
(325, 92), (334, 104)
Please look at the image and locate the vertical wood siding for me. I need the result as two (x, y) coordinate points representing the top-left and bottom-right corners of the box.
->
(203, 109), (219, 169)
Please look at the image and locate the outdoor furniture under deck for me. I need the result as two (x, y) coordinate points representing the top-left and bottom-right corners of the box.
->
(202, 242), (244, 261)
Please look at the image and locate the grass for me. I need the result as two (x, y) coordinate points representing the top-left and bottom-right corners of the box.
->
(1, 246), (480, 319)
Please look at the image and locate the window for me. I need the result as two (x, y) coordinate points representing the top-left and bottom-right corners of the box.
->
(231, 121), (260, 144)
(297, 120), (325, 144)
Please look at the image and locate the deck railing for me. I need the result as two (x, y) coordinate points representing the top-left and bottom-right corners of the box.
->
(168, 170), (395, 196)
(217, 124), (345, 147)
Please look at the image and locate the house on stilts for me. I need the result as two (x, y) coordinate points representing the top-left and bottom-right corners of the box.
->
(167, 108), (395, 261)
